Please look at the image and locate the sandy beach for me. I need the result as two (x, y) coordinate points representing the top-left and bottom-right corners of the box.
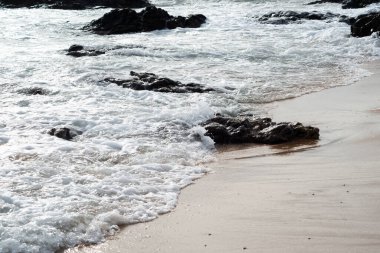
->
(70, 61), (380, 253)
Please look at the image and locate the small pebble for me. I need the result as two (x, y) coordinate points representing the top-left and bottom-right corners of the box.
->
(243, 247), (247, 250)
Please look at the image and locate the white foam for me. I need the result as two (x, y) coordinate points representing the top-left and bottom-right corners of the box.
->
(1, 0), (380, 251)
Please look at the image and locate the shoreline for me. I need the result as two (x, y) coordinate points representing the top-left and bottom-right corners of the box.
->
(69, 61), (380, 252)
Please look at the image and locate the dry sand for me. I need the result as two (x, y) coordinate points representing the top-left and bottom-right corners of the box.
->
(70, 61), (380, 253)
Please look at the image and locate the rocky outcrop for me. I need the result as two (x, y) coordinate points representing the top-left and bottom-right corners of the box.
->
(307, 0), (380, 8)
(0, 0), (151, 9)
(258, 11), (351, 24)
(66, 44), (105, 57)
(104, 71), (215, 93)
(17, 87), (50, 95)
(48, 127), (82, 140)
(201, 115), (319, 144)
(351, 12), (380, 37)
(85, 6), (207, 35)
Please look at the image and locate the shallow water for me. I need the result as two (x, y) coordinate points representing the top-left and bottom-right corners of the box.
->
(0, 0), (379, 252)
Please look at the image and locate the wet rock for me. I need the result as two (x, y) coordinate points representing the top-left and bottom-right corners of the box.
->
(0, 0), (151, 9)
(85, 6), (207, 35)
(307, 0), (343, 5)
(66, 44), (105, 57)
(104, 71), (215, 93)
(65, 44), (147, 57)
(307, 0), (380, 8)
(68, 44), (84, 51)
(48, 127), (82, 140)
(258, 11), (350, 24)
(342, 0), (380, 8)
(17, 87), (50, 95)
(201, 115), (319, 144)
(351, 12), (380, 37)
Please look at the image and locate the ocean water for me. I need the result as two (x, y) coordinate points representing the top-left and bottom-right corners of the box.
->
(0, 0), (379, 252)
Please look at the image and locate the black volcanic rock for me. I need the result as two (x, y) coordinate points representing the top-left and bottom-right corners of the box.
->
(0, 0), (151, 9)
(48, 127), (82, 140)
(17, 87), (50, 95)
(104, 71), (215, 93)
(258, 11), (351, 24)
(351, 12), (380, 37)
(66, 44), (105, 57)
(85, 6), (207, 35)
(201, 116), (319, 144)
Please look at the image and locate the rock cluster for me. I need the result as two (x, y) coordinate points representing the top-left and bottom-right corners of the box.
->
(259, 5), (379, 37)
(201, 115), (319, 145)
(85, 6), (207, 35)
(105, 71), (215, 93)
(0, 0), (151, 9)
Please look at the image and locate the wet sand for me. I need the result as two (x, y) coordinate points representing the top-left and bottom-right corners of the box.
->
(71, 61), (380, 253)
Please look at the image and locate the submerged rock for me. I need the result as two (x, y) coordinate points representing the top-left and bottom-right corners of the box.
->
(104, 71), (215, 93)
(48, 127), (82, 140)
(351, 12), (380, 37)
(65, 44), (147, 57)
(0, 0), (151, 9)
(85, 6), (207, 35)
(66, 44), (105, 57)
(258, 11), (351, 24)
(17, 87), (50, 95)
(201, 115), (319, 144)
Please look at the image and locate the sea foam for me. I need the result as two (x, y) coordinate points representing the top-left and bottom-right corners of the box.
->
(0, 0), (379, 251)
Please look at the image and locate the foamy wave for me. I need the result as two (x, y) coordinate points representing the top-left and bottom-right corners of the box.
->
(1, 0), (380, 251)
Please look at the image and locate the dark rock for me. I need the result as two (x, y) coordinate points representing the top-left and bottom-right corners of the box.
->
(104, 71), (215, 93)
(201, 115), (319, 144)
(184, 14), (207, 28)
(65, 44), (147, 57)
(84, 6), (207, 35)
(307, 0), (343, 5)
(258, 11), (350, 24)
(351, 12), (380, 37)
(307, 0), (380, 8)
(66, 44), (105, 57)
(68, 44), (84, 51)
(17, 87), (50, 95)
(342, 0), (380, 8)
(48, 128), (73, 140)
(48, 127), (82, 140)
(0, 0), (151, 9)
